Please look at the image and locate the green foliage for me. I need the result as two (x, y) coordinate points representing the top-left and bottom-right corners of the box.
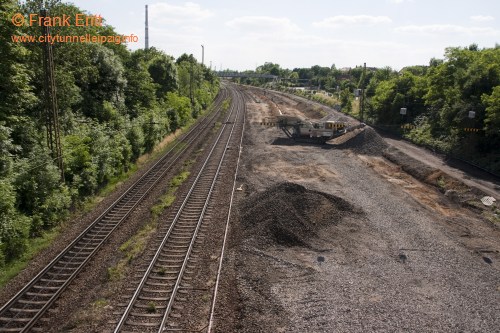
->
(222, 99), (231, 111)
(148, 53), (178, 98)
(81, 44), (127, 120)
(340, 88), (352, 114)
(165, 92), (191, 128)
(0, 179), (29, 264)
(147, 302), (157, 313)
(0, 0), (220, 269)
(126, 121), (145, 161)
(482, 86), (500, 135)
(14, 146), (71, 234)
(64, 134), (97, 197)
(124, 52), (156, 113)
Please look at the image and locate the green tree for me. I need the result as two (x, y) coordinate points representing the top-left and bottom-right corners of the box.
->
(148, 51), (178, 98)
(80, 44), (127, 120)
(124, 52), (156, 115)
(482, 86), (500, 136)
(165, 92), (191, 128)
(0, 1), (38, 136)
(15, 146), (71, 232)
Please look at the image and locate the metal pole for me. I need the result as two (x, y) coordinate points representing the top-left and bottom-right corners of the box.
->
(41, 8), (64, 181)
(361, 62), (366, 122)
(189, 62), (194, 106)
(145, 5), (149, 50)
(201, 44), (204, 66)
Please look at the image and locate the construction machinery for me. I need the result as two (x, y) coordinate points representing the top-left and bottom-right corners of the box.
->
(269, 115), (365, 143)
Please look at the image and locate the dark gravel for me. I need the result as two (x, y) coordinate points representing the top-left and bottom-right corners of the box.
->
(240, 182), (362, 249)
(332, 127), (389, 155)
(212, 86), (500, 333)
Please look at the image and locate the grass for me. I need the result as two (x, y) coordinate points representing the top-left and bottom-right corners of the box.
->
(222, 98), (231, 112)
(92, 298), (109, 309)
(0, 228), (59, 287)
(158, 267), (167, 276)
(484, 208), (500, 225)
(147, 301), (157, 313)
(436, 176), (446, 190)
(213, 121), (222, 132)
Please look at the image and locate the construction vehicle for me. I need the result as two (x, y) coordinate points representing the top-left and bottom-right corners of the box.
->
(270, 115), (365, 143)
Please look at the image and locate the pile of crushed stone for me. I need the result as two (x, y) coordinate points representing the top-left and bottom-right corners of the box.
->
(239, 182), (362, 248)
(332, 127), (389, 155)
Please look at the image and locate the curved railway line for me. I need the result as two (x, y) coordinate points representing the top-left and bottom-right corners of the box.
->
(0, 85), (234, 333)
(111, 84), (246, 333)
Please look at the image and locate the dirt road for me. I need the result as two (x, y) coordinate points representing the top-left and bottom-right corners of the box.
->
(213, 85), (500, 333)
(382, 136), (500, 198)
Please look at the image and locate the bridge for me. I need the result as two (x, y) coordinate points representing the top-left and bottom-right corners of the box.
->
(216, 72), (279, 79)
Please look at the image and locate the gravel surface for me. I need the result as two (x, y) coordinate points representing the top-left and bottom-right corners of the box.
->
(212, 86), (500, 333)
(383, 136), (500, 198)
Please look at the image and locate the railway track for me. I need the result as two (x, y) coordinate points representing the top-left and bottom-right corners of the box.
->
(0, 87), (230, 333)
(112, 84), (245, 333)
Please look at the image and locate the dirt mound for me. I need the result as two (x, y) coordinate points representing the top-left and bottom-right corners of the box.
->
(332, 127), (389, 155)
(296, 101), (326, 119)
(239, 182), (361, 248)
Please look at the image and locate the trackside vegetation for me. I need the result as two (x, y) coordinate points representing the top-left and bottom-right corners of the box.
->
(0, 0), (219, 268)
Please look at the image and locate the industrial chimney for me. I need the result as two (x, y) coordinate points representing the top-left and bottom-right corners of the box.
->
(145, 5), (149, 50)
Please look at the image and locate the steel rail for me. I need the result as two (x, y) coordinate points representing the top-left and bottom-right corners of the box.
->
(113, 85), (244, 333)
(207, 86), (247, 333)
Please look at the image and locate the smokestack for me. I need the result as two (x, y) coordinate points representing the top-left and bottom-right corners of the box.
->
(145, 5), (149, 50)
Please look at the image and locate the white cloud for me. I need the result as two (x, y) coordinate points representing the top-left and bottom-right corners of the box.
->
(395, 24), (498, 35)
(149, 2), (213, 25)
(313, 15), (392, 28)
(226, 16), (301, 34)
(470, 15), (495, 22)
(387, 0), (414, 3)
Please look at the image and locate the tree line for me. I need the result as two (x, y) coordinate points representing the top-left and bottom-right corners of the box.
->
(238, 46), (500, 174)
(0, 0), (219, 266)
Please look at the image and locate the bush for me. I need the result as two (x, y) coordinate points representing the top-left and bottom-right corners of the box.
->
(0, 179), (29, 263)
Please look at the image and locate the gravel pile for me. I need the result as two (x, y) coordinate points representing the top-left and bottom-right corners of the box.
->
(240, 182), (361, 248)
(334, 127), (389, 155)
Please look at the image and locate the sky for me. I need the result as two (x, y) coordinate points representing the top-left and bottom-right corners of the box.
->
(65, 0), (500, 71)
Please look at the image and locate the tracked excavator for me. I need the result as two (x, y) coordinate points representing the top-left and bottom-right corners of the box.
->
(264, 115), (365, 144)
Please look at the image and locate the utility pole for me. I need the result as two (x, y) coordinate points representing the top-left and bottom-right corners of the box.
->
(145, 5), (149, 50)
(189, 61), (194, 106)
(360, 62), (366, 122)
(201, 44), (204, 66)
(41, 8), (64, 181)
